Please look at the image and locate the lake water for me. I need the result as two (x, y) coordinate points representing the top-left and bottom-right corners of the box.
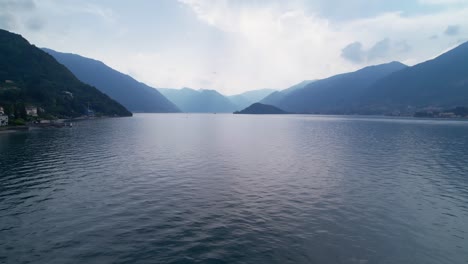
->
(1, 114), (468, 264)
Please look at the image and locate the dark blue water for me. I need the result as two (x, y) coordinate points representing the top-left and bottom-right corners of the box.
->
(1, 114), (468, 264)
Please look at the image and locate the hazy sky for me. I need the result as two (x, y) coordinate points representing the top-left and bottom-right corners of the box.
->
(1, 0), (467, 95)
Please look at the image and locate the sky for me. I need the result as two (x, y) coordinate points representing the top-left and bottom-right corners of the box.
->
(0, 0), (467, 95)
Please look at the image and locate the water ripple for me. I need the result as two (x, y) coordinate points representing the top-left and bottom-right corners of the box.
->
(1, 114), (468, 264)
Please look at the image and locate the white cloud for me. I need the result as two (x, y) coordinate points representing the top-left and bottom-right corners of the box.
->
(419, 0), (467, 5)
(445, 24), (461, 36)
(340, 9), (467, 64)
(5, 0), (468, 94)
(170, 0), (468, 94)
(173, 0), (350, 94)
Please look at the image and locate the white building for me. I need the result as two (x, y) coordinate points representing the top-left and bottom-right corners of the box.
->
(0, 115), (8, 126)
(25, 106), (38, 117)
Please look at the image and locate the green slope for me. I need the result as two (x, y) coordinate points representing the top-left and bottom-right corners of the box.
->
(0, 29), (131, 118)
(43, 48), (180, 113)
(361, 41), (468, 113)
(275, 62), (407, 114)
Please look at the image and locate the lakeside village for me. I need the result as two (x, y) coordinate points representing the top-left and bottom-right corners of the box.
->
(1, 79), (467, 127)
(0, 104), (80, 131)
(0, 80), (98, 131)
(0, 101), (98, 131)
(0, 98), (95, 132)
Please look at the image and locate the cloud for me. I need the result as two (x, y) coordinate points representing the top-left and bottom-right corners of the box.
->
(0, 13), (16, 30)
(177, 0), (468, 91)
(444, 25), (460, 36)
(6, 0), (468, 94)
(396, 40), (412, 53)
(419, 0), (466, 5)
(0, 0), (36, 11)
(341, 38), (397, 63)
(172, 0), (350, 93)
(26, 17), (45, 31)
(79, 4), (117, 24)
(368, 38), (391, 60)
(0, 0), (38, 31)
(341, 42), (364, 63)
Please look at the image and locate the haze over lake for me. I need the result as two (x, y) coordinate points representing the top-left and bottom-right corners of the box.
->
(1, 114), (467, 264)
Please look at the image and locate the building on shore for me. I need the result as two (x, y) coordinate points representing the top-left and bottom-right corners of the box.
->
(0, 115), (8, 126)
(25, 106), (38, 117)
(62, 91), (74, 99)
(0, 106), (7, 126)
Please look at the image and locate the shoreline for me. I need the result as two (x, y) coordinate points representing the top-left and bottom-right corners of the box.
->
(1, 114), (466, 135)
(0, 115), (125, 134)
(0, 126), (29, 134)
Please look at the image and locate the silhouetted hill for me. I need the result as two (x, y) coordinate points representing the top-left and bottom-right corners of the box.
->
(43, 48), (180, 113)
(234, 103), (289, 114)
(275, 62), (407, 114)
(228, 88), (276, 110)
(261, 80), (314, 106)
(0, 29), (131, 118)
(360, 41), (468, 114)
(158, 88), (238, 113)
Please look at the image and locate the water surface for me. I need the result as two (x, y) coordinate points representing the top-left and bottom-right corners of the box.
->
(1, 114), (468, 263)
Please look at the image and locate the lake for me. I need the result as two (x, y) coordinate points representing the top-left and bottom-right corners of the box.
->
(1, 114), (468, 264)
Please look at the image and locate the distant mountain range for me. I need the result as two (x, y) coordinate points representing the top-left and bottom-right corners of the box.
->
(271, 62), (408, 114)
(359, 41), (468, 114)
(39, 38), (468, 116)
(234, 103), (289, 115)
(2, 28), (467, 118)
(0, 29), (131, 118)
(158, 88), (238, 113)
(228, 89), (276, 110)
(263, 42), (468, 115)
(43, 49), (180, 113)
(261, 80), (314, 106)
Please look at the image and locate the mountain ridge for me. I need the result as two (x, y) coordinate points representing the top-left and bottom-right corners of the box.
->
(274, 61), (408, 113)
(158, 87), (238, 113)
(234, 103), (290, 114)
(358, 41), (468, 113)
(228, 88), (277, 110)
(261, 80), (314, 106)
(0, 29), (131, 118)
(43, 48), (180, 113)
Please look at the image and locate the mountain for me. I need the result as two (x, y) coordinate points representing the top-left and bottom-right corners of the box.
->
(261, 80), (314, 106)
(228, 89), (277, 110)
(0, 29), (131, 118)
(43, 48), (180, 113)
(227, 94), (251, 111)
(359, 41), (468, 114)
(273, 62), (408, 114)
(234, 103), (290, 114)
(158, 88), (238, 113)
